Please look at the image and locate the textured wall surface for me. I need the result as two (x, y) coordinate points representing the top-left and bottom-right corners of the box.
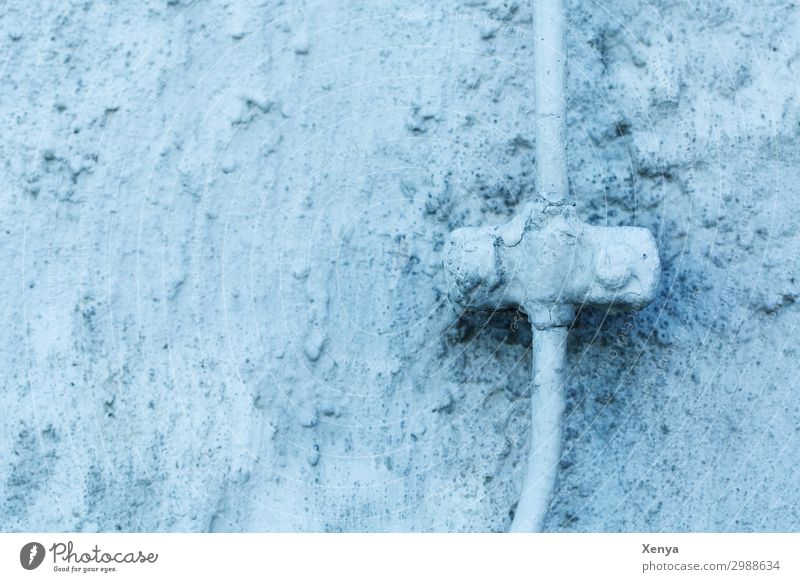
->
(2, 0), (799, 532)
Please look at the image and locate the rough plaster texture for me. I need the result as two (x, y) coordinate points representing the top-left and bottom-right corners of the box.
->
(1, 0), (799, 532)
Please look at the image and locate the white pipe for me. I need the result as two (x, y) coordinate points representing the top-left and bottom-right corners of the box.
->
(509, 325), (568, 532)
(445, 0), (660, 534)
(533, 0), (568, 203)
(508, 0), (569, 532)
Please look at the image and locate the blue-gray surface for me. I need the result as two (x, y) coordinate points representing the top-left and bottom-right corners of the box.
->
(1, 0), (799, 532)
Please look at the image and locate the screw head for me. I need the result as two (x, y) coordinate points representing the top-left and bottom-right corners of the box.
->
(593, 244), (633, 290)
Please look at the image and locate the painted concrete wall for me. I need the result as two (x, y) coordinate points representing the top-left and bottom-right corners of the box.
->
(2, 0), (798, 532)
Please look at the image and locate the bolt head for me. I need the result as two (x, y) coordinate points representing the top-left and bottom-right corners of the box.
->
(593, 244), (633, 290)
